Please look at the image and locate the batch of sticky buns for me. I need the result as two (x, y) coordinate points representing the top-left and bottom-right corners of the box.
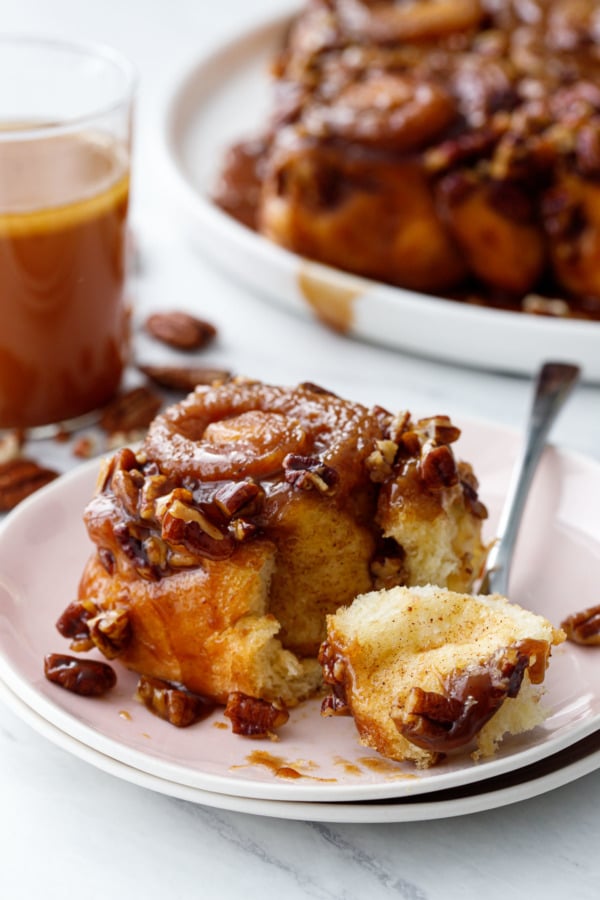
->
(215, 0), (600, 320)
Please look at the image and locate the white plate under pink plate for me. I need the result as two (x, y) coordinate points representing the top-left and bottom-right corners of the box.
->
(0, 417), (599, 803)
(2, 677), (600, 823)
(163, 11), (600, 381)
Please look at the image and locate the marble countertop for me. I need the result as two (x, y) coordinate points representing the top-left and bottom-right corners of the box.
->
(1, 1), (600, 897)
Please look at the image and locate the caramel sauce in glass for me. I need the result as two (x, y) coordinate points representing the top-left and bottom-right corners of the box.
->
(0, 130), (130, 429)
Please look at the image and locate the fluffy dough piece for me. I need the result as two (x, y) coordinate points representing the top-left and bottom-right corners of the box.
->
(320, 584), (564, 767)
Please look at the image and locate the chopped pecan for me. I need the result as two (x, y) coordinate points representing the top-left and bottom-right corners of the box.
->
(98, 548), (116, 575)
(0, 458), (59, 511)
(138, 472), (170, 520)
(417, 415), (461, 445)
(561, 604), (600, 646)
(420, 443), (459, 489)
(370, 538), (407, 590)
(229, 518), (259, 542)
(396, 430), (423, 457)
(457, 462), (488, 519)
(283, 454), (339, 492)
(136, 675), (217, 727)
(224, 691), (289, 737)
(44, 653), (116, 697)
(55, 599), (97, 651)
(100, 386), (162, 435)
(142, 534), (169, 569)
(387, 410), (412, 444)
(87, 608), (132, 659)
(318, 641), (351, 717)
(365, 439), (398, 483)
(139, 364), (231, 393)
(145, 311), (217, 351)
(159, 492), (235, 560)
(213, 480), (264, 518)
(110, 467), (143, 517)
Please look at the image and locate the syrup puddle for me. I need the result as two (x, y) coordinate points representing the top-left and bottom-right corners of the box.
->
(231, 750), (337, 782)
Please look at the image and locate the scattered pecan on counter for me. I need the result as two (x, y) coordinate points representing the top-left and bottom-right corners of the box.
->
(0, 458), (59, 511)
(144, 311), (217, 351)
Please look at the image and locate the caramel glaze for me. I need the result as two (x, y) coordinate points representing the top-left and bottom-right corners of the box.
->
(393, 638), (551, 753)
(84, 380), (485, 587)
(214, 0), (600, 320)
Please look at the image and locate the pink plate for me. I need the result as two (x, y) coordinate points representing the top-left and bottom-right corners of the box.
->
(0, 417), (599, 803)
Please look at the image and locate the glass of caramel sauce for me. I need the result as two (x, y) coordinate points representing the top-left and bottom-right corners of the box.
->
(0, 36), (136, 433)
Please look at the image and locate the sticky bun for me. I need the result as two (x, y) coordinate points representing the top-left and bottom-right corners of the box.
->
(320, 584), (564, 767)
(66, 377), (488, 709)
(215, 0), (600, 319)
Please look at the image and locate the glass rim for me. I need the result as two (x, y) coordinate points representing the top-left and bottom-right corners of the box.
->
(0, 33), (137, 142)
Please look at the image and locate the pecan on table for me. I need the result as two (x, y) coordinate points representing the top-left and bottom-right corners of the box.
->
(0, 458), (59, 511)
(144, 311), (217, 351)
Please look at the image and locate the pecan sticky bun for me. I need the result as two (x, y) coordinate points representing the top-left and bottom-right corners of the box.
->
(62, 377), (488, 714)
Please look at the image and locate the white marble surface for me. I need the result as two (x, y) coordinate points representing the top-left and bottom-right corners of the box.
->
(1, 1), (600, 897)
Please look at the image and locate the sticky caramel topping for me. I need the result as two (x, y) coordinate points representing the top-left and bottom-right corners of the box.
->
(393, 640), (551, 753)
(82, 379), (485, 594)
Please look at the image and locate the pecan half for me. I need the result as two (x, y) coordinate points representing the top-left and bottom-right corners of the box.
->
(100, 386), (162, 435)
(213, 480), (263, 518)
(44, 654), (116, 697)
(136, 675), (216, 727)
(139, 364), (231, 393)
(561, 604), (600, 646)
(417, 415), (461, 445)
(224, 692), (289, 737)
(87, 608), (132, 659)
(145, 311), (217, 351)
(159, 491), (235, 560)
(0, 458), (59, 511)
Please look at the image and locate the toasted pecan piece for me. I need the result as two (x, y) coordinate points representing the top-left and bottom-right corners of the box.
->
(0, 458), (59, 511)
(224, 691), (289, 737)
(561, 604), (600, 645)
(145, 311), (217, 351)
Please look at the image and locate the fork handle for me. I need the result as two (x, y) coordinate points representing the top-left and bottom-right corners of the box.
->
(479, 361), (580, 596)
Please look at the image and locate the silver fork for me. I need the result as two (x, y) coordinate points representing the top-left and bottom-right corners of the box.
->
(479, 361), (581, 596)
